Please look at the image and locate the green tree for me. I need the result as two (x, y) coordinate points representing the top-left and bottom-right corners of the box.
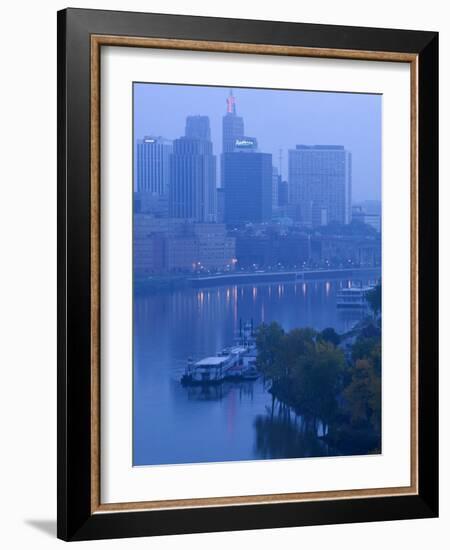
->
(290, 340), (345, 423)
(344, 358), (381, 432)
(352, 332), (381, 377)
(319, 327), (341, 347)
(255, 322), (285, 381)
(279, 328), (316, 379)
(366, 283), (381, 317)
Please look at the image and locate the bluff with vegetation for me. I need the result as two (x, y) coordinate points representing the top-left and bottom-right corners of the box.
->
(255, 283), (382, 455)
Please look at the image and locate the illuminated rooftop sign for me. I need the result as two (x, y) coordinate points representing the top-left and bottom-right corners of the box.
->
(235, 137), (257, 149)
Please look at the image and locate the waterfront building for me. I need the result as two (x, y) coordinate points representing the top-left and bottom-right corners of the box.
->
(352, 204), (381, 233)
(165, 236), (199, 272)
(133, 214), (235, 275)
(133, 214), (188, 239)
(169, 117), (217, 222)
(193, 224), (236, 271)
(235, 232), (310, 269)
(136, 136), (172, 195)
(223, 148), (273, 225)
(133, 214), (170, 276)
(288, 145), (352, 227)
(134, 233), (166, 276)
(310, 234), (381, 267)
(165, 223), (236, 273)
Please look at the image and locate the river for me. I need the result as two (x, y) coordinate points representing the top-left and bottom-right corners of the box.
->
(133, 275), (378, 466)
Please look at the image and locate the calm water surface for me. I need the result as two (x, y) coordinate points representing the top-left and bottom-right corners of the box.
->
(133, 277), (375, 466)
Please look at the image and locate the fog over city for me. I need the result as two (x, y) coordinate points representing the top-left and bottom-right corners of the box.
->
(134, 83), (381, 203)
(132, 82), (382, 467)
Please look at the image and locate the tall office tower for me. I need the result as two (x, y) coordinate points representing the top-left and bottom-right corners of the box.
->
(222, 90), (245, 152)
(221, 89), (245, 186)
(361, 200), (381, 216)
(136, 136), (172, 194)
(278, 180), (289, 207)
(288, 145), (352, 227)
(224, 142), (272, 225)
(272, 167), (281, 212)
(169, 118), (217, 222)
(185, 115), (211, 141)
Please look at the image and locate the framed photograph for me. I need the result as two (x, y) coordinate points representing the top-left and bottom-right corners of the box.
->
(57, 8), (438, 541)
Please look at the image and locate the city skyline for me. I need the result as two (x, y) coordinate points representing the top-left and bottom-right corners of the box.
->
(133, 83), (381, 278)
(132, 82), (382, 467)
(134, 82), (381, 203)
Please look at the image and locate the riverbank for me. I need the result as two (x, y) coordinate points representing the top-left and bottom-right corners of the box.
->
(135, 266), (381, 293)
(255, 310), (382, 456)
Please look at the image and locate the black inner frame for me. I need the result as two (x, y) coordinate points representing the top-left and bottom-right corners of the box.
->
(57, 8), (438, 541)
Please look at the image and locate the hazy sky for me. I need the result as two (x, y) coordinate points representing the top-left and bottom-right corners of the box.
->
(134, 82), (381, 202)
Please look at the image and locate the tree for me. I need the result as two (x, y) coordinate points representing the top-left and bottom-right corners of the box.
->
(256, 324), (345, 427)
(366, 283), (381, 317)
(319, 327), (341, 347)
(290, 340), (345, 423)
(255, 322), (285, 381)
(352, 332), (381, 377)
(343, 358), (381, 433)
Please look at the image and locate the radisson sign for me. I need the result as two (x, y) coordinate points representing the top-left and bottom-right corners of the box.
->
(235, 138), (256, 149)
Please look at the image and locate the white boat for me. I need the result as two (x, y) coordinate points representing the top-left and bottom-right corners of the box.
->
(184, 349), (242, 384)
(336, 286), (373, 308)
(181, 320), (260, 385)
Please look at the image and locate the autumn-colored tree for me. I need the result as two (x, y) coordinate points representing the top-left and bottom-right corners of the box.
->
(343, 358), (381, 432)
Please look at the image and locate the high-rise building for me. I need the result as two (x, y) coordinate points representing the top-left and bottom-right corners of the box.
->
(136, 136), (172, 194)
(278, 180), (289, 207)
(352, 204), (381, 233)
(224, 147), (272, 225)
(361, 200), (381, 216)
(169, 117), (217, 222)
(216, 187), (225, 223)
(288, 145), (352, 227)
(221, 89), (245, 186)
(222, 89), (245, 153)
(272, 167), (281, 212)
(185, 115), (211, 141)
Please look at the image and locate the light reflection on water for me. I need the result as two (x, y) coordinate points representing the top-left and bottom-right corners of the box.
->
(133, 278), (374, 466)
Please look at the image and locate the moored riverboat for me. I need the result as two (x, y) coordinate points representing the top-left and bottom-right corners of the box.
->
(336, 285), (374, 308)
(181, 320), (260, 385)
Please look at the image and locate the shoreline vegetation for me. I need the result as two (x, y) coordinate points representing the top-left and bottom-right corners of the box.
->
(134, 266), (381, 294)
(255, 283), (382, 456)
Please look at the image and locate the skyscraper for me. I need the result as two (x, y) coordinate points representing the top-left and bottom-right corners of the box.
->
(136, 136), (172, 194)
(224, 145), (272, 225)
(288, 145), (352, 227)
(222, 90), (245, 152)
(272, 166), (281, 212)
(221, 89), (244, 186)
(169, 117), (217, 222)
(185, 115), (211, 141)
